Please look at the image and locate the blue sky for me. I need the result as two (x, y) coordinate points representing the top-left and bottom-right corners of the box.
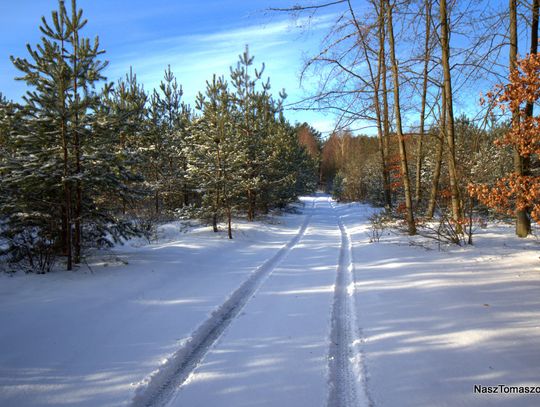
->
(0, 0), (338, 134)
(0, 0), (521, 136)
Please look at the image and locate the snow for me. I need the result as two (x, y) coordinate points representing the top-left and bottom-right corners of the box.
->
(166, 197), (337, 407)
(338, 202), (540, 407)
(1, 195), (539, 407)
(0, 209), (306, 407)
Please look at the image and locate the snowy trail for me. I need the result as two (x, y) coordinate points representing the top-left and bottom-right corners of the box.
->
(131, 200), (315, 407)
(165, 196), (349, 407)
(160, 196), (369, 407)
(327, 201), (370, 407)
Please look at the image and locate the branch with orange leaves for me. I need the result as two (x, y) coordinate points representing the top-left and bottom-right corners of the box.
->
(468, 173), (540, 223)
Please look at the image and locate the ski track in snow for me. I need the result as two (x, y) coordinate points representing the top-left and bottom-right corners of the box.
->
(327, 200), (371, 407)
(131, 201), (315, 407)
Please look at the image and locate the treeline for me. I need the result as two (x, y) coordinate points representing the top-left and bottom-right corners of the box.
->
(320, 118), (511, 218)
(280, 0), (539, 239)
(0, 1), (318, 272)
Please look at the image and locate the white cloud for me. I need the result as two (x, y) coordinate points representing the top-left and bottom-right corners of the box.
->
(309, 118), (338, 135)
(106, 13), (337, 93)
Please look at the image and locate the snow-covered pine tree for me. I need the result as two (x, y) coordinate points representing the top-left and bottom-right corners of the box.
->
(187, 75), (244, 238)
(64, 0), (109, 263)
(290, 126), (319, 198)
(78, 81), (148, 249)
(0, 94), (18, 161)
(250, 86), (318, 211)
(229, 46), (270, 221)
(228, 47), (319, 216)
(4, 0), (76, 270)
(0, 95), (23, 265)
(3, 0), (142, 271)
(102, 68), (149, 216)
(266, 118), (319, 208)
(149, 66), (191, 214)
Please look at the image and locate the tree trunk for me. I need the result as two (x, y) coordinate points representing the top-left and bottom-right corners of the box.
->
(509, 0), (531, 237)
(227, 206), (233, 239)
(212, 213), (219, 233)
(62, 127), (72, 271)
(514, 0), (538, 237)
(385, 0), (416, 235)
(72, 5), (81, 264)
(60, 19), (72, 271)
(375, 0), (392, 210)
(60, 205), (67, 253)
(183, 162), (189, 206)
(440, 0), (463, 228)
(426, 95), (446, 219)
(381, 4), (392, 207)
(414, 0), (432, 208)
(247, 189), (256, 221)
(214, 140), (222, 233)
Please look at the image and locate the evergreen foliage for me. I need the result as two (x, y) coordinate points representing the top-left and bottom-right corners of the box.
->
(187, 75), (242, 238)
(1, 1), (142, 271)
(149, 66), (191, 213)
(0, 5), (318, 270)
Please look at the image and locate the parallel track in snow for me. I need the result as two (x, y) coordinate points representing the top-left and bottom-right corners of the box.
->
(131, 202), (315, 407)
(327, 200), (371, 407)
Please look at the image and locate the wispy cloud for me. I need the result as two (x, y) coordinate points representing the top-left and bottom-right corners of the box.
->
(106, 13), (338, 109)
(2, 1), (340, 135)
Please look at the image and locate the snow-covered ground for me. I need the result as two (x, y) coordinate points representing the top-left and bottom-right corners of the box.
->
(1, 195), (539, 407)
(339, 202), (540, 407)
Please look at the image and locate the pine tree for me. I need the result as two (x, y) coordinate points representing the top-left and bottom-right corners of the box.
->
(0, 94), (18, 160)
(103, 68), (149, 217)
(187, 75), (243, 238)
(64, 0), (109, 263)
(229, 46), (269, 221)
(5, 0), (76, 270)
(2, 0), (141, 271)
(148, 66), (190, 214)
(267, 120), (318, 207)
(251, 80), (281, 214)
(77, 83), (145, 248)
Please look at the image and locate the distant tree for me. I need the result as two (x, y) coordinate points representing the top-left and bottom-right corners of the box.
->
(331, 135), (383, 203)
(297, 123), (322, 183)
(297, 123), (321, 159)
(267, 120), (318, 207)
(320, 132), (342, 190)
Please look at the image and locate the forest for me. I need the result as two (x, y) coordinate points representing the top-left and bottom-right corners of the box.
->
(0, 2), (321, 272)
(0, 0), (539, 273)
(291, 0), (539, 242)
